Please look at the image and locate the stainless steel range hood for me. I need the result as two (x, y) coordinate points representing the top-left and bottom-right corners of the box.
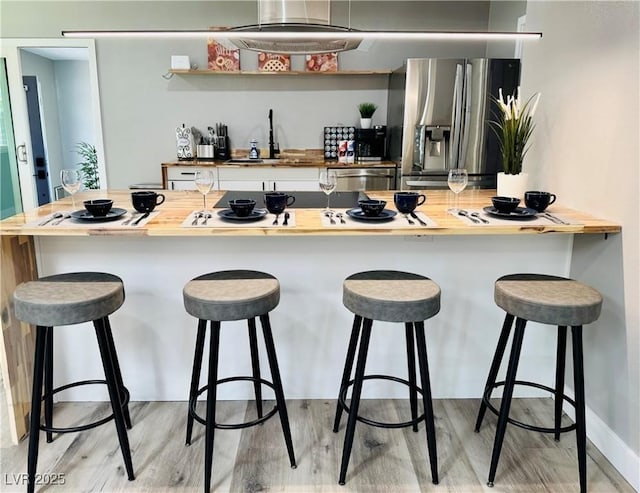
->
(228, 0), (362, 54)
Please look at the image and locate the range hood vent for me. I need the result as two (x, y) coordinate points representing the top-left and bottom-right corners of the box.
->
(228, 0), (362, 54)
(229, 23), (361, 54)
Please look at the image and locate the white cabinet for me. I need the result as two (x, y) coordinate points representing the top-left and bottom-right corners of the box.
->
(166, 166), (217, 191)
(217, 167), (320, 192)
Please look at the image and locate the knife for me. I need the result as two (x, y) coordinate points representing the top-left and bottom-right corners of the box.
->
(410, 211), (428, 226)
(132, 212), (150, 226)
(39, 212), (63, 226)
(542, 212), (569, 225)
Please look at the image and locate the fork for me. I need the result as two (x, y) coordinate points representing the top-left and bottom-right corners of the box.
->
(191, 212), (203, 226)
(202, 213), (212, 226)
(51, 214), (71, 226)
(121, 211), (139, 226)
(470, 212), (489, 224)
(458, 209), (480, 224)
(272, 214), (280, 225)
(336, 212), (346, 224)
(404, 213), (415, 225)
(324, 211), (336, 224)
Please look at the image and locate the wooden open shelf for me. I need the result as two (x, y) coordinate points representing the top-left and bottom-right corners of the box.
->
(168, 69), (392, 76)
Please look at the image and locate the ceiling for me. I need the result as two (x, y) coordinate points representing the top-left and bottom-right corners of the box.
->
(21, 47), (88, 61)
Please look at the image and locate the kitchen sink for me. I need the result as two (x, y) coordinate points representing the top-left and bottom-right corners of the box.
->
(224, 158), (282, 165)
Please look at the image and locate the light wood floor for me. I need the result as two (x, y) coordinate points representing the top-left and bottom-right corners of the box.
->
(0, 398), (634, 492)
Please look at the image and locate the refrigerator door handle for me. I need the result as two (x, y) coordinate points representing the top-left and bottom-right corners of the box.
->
(449, 64), (464, 169)
(459, 62), (473, 167)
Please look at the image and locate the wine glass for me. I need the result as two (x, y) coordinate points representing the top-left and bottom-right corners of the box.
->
(194, 170), (214, 213)
(447, 168), (468, 208)
(60, 169), (82, 209)
(319, 170), (337, 212)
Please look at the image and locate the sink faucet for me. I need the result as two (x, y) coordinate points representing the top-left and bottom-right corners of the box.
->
(268, 109), (279, 159)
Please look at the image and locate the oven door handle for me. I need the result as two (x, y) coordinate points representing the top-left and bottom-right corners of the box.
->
(337, 173), (395, 179)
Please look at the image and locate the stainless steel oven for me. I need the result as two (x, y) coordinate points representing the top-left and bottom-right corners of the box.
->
(331, 166), (397, 191)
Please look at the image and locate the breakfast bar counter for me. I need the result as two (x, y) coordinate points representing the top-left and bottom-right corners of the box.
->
(0, 189), (620, 443)
(0, 189), (619, 237)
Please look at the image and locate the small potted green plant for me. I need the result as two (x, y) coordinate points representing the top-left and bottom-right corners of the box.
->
(76, 142), (99, 190)
(490, 87), (541, 199)
(357, 102), (378, 129)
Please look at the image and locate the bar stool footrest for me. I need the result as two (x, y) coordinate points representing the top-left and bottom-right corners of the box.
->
(338, 374), (425, 429)
(189, 376), (278, 429)
(40, 379), (130, 434)
(483, 380), (577, 434)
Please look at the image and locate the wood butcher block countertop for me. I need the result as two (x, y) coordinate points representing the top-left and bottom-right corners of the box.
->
(0, 190), (620, 237)
(162, 159), (397, 169)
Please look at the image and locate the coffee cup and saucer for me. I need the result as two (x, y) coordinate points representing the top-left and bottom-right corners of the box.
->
(347, 199), (397, 222)
(218, 198), (267, 222)
(70, 198), (127, 222)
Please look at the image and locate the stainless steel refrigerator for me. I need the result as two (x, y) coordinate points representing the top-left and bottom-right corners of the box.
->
(387, 58), (520, 189)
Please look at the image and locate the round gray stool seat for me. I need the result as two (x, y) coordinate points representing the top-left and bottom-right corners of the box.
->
(495, 274), (603, 326)
(183, 270), (280, 321)
(13, 272), (124, 327)
(343, 270), (441, 323)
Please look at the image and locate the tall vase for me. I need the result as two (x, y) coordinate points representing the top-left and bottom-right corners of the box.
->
(360, 118), (372, 129)
(497, 172), (529, 200)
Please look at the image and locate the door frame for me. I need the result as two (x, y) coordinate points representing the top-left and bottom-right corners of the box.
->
(0, 38), (106, 212)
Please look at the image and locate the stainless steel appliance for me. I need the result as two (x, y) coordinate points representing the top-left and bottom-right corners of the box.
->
(355, 125), (387, 162)
(387, 58), (520, 189)
(331, 166), (397, 191)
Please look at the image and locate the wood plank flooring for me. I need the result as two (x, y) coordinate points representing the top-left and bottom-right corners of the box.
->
(0, 398), (634, 492)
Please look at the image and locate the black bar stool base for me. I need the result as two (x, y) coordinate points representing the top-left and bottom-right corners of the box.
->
(481, 380), (577, 435)
(41, 379), (130, 434)
(189, 376), (278, 429)
(337, 375), (426, 429)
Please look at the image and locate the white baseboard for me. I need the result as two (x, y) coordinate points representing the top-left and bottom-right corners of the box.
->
(563, 387), (640, 491)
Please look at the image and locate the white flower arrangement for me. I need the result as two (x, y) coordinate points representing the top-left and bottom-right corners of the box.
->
(491, 87), (541, 175)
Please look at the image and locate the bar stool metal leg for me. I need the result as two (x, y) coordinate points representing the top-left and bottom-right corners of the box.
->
(338, 317), (373, 485)
(414, 321), (438, 484)
(103, 317), (132, 429)
(260, 314), (297, 469)
(186, 319), (207, 446)
(44, 326), (54, 443)
(333, 315), (362, 433)
(204, 321), (221, 493)
(94, 318), (135, 481)
(554, 326), (568, 441)
(405, 322), (419, 433)
(27, 326), (47, 493)
(248, 317), (263, 419)
(475, 313), (515, 432)
(487, 317), (527, 487)
(571, 325), (587, 493)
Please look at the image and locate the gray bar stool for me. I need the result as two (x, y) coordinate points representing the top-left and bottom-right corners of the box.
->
(182, 270), (296, 493)
(13, 272), (134, 493)
(333, 270), (440, 485)
(475, 273), (603, 492)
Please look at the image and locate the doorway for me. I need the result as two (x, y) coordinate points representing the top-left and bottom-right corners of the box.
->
(0, 39), (105, 212)
(23, 75), (51, 205)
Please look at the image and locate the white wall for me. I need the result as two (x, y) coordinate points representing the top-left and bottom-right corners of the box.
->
(54, 60), (94, 172)
(521, 0), (639, 486)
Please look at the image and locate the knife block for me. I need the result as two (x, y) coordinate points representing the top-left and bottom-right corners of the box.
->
(215, 136), (230, 160)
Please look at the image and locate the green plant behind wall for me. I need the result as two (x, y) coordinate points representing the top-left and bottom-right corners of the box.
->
(76, 142), (99, 189)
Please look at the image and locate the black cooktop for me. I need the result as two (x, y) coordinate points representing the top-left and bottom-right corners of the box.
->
(215, 191), (369, 209)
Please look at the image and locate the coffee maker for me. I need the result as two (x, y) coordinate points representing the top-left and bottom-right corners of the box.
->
(355, 125), (387, 161)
